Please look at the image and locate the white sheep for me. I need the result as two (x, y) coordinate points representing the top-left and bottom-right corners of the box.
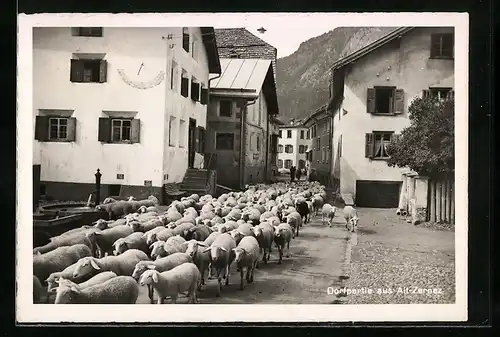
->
(148, 228), (174, 245)
(112, 232), (149, 256)
(312, 195), (324, 215)
(343, 206), (359, 232)
(54, 276), (139, 304)
(252, 222), (274, 264)
(33, 244), (92, 284)
(284, 212), (302, 238)
(132, 252), (192, 304)
(183, 240), (210, 289)
(142, 226), (167, 245)
(233, 236), (260, 290)
(86, 225), (134, 258)
(72, 249), (149, 279)
(273, 223), (293, 263)
(75, 271), (118, 288)
(139, 263), (201, 304)
(321, 203), (337, 227)
(150, 235), (186, 260)
(203, 233), (237, 297)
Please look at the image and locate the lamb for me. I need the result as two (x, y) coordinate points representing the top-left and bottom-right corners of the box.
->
(150, 235), (186, 260)
(321, 203), (337, 227)
(252, 222), (274, 264)
(33, 228), (98, 255)
(232, 236), (260, 290)
(112, 232), (149, 256)
(295, 200), (310, 225)
(284, 211), (302, 238)
(54, 276), (139, 304)
(138, 263), (201, 304)
(203, 233), (236, 297)
(128, 217), (163, 233)
(184, 224), (211, 242)
(86, 225), (134, 258)
(273, 223), (293, 264)
(132, 252), (192, 304)
(184, 240), (210, 289)
(33, 244), (92, 283)
(343, 206), (359, 232)
(72, 249), (149, 279)
(33, 275), (43, 304)
(312, 195), (324, 215)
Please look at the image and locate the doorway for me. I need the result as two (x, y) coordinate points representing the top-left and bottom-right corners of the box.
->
(188, 118), (196, 168)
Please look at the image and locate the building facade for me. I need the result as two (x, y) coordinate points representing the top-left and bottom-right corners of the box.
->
(268, 115), (284, 178)
(328, 26), (455, 208)
(302, 107), (333, 185)
(33, 27), (220, 202)
(277, 120), (311, 174)
(206, 58), (279, 189)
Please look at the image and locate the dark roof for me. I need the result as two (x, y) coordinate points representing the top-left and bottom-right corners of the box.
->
(329, 27), (415, 71)
(200, 27), (222, 74)
(302, 104), (328, 126)
(270, 115), (285, 125)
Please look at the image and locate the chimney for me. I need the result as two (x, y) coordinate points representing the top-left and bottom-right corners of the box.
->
(290, 118), (295, 126)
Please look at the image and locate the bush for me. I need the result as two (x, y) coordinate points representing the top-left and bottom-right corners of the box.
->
(386, 96), (454, 179)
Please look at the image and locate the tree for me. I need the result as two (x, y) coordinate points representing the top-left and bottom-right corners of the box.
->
(386, 95), (454, 179)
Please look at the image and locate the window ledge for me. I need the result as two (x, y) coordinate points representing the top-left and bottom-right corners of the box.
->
(106, 141), (136, 145)
(370, 157), (390, 161)
(372, 113), (397, 116)
(42, 139), (74, 143)
(429, 56), (454, 60)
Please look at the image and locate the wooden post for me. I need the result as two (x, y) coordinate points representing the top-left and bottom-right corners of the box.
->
(450, 180), (455, 224)
(435, 180), (442, 222)
(429, 180), (436, 222)
(95, 169), (102, 206)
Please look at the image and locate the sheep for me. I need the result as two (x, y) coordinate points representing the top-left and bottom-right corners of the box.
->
(86, 225), (134, 258)
(203, 231), (221, 247)
(252, 222), (274, 264)
(183, 240), (210, 289)
(150, 235), (186, 260)
(33, 275), (43, 303)
(273, 223), (293, 264)
(259, 211), (274, 223)
(184, 224), (211, 242)
(223, 220), (239, 232)
(142, 226), (167, 246)
(306, 201), (314, 222)
(33, 228), (98, 255)
(132, 252), (192, 304)
(343, 206), (359, 232)
(33, 244), (92, 284)
(312, 195), (324, 215)
(284, 212), (302, 238)
(149, 228), (175, 245)
(232, 236), (260, 290)
(295, 200), (310, 225)
(46, 262), (95, 294)
(54, 276), (139, 304)
(161, 209), (183, 224)
(95, 200), (135, 220)
(128, 217), (163, 233)
(230, 223), (255, 245)
(321, 203), (337, 227)
(112, 232), (149, 256)
(138, 263), (201, 304)
(172, 222), (196, 238)
(203, 233), (236, 297)
(75, 271), (118, 289)
(72, 249), (149, 279)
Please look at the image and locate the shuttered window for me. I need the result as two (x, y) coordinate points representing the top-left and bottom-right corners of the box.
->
(365, 132), (395, 159)
(35, 116), (76, 142)
(430, 33), (454, 59)
(181, 76), (189, 97)
(191, 80), (200, 102)
(70, 59), (107, 83)
(366, 87), (404, 114)
(98, 117), (140, 144)
(182, 28), (190, 53)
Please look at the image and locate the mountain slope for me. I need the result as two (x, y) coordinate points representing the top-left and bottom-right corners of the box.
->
(276, 27), (397, 123)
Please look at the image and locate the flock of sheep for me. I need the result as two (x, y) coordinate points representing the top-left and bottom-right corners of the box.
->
(32, 181), (360, 305)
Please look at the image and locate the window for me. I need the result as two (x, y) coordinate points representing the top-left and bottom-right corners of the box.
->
(426, 87), (453, 101)
(70, 59), (107, 83)
(35, 115), (77, 142)
(182, 28), (190, 53)
(315, 138), (321, 151)
(278, 159), (283, 168)
(300, 130), (305, 139)
(306, 130), (310, 139)
(216, 133), (234, 150)
(284, 159), (292, 169)
(170, 61), (178, 90)
(181, 73), (189, 97)
(367, 87), (404, 114)
(111, 119), (132, 142)
(287, 130), (292, 138)
(256, 136), (260, 151)
(298, 145), (305, 154)
(285, 145), (293, 153)
(298, 159), (305, 169)
(179, 119), (186, 148)
(73, 27), (102, 37)
(191, 78), (200, 102)
(168, 116), (177, 147)
(311, 125), (317, 138)
(278, 144), (283, 153)
(279, 130), (283, 138)
(98, 117), (140, 144)
(365, 132), (394, 159)
(430, 33), (454, 59)
(219, 100), (232, 117)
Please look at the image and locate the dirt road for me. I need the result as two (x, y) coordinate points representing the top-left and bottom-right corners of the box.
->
(135, 212), (350, 304)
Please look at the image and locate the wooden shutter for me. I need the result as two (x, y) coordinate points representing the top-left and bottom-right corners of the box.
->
(393, 89), (405, 114)
(34, 116), (49, 141)
(99, 60), (108, 83)
(70, 59), (84, 82)
(366, 88), (376, 114)
(199, 127), (205, 153)
(365, 133), (374, 158)
(183, 31), (190, 52)
(422, 89), (431, 99)
(67, 117), (77, 142)
(447, 90), (455, 101)
(131, 119), (141, 143)
(200, 88), (208, 105)
(191, 81), (200, 101)
(181, 77), (189, 97)
(98, 117), (111, 142)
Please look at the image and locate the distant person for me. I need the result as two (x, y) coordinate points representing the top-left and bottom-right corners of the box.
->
(296, 168), (302, 180)
(290, 166), (296, 182)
